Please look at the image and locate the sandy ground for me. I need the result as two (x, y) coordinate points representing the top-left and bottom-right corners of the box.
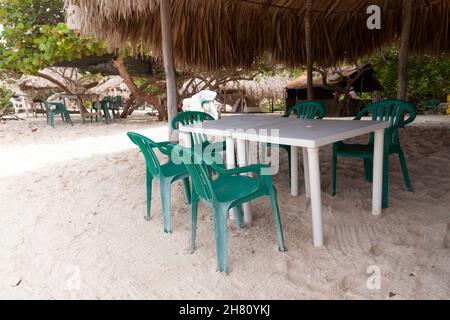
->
(0, 113), (449, 300)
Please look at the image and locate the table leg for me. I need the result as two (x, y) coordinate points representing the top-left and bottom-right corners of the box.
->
(181, 132), (192, 148)
(260, 142), (267, 164)
(303, 148), (311, 198)
(291, 146), (299, 196)
(372, 129), (385, 215)
(226, 138), (243, 222)
(308, 147), (323, 247)
(237, 139), (253, 225)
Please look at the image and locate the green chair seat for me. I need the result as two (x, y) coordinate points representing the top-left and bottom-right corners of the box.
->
(160, 161), (190, 178)
(336, 142), (405, 158)
(212, 175), (259, 203)
(335, 142), (373, 158)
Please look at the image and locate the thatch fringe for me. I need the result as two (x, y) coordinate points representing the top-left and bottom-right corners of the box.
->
(69, 0), (450, 70)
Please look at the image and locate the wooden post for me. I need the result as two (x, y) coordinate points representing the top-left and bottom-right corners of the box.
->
(160, 0), (178, 140)
(305, 0), (314, 100)
(398, 0), (412, 100)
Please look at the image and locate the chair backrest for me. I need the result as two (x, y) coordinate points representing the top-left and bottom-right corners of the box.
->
(40, 99), (50, 111)
(127, 132), (162, 178)
(355, 99), (416, 145)
(284, 101), (325, 119)
(113, 96), (122, 108)
(100, 96), (111, 107)
(41, 99), (63, 112)
(171, 111), (215, 146)
(10, 97), (24, 108)
(177, 145), (214, 202)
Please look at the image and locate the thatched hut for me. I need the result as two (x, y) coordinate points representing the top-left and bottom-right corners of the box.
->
(18, 74), (60, 102)
(219, 74), (292, 113)
(87, 76), (131, 99)
(286, 64), (383, 115)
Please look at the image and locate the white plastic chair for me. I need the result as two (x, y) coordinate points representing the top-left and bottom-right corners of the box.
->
(10, 96), (31, 117)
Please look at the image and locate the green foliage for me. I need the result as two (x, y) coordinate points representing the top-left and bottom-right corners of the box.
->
(259, 98), (285, 113)
(370, 47), (450, 104)
(0, 0), (107, 75)
(0, 86), (14, 113)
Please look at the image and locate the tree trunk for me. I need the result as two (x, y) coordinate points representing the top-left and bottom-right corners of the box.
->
(305, 0), (314, 100)
(398, 0), (412, 100)
(36, 72), (72, 94)
(121, 94), (135, 118)
(160, 0), (178, 141)
(112, 56), (166, 120)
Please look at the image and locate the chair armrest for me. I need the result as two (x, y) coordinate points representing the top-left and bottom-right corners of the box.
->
(389, 111), (417, 131)
(211, 163), (270, 176)
(156, 141), (174, 156)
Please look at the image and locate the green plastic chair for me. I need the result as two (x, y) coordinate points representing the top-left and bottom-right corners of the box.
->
(331, 99), (416, 208)
(171, 111), (224, 149)
(92, 96), (113, 124)
(127, 132), (191, 233)
(272, 101), (325, 179)
(41, 100), (73, 127)
(177, 145), (286, 273)
(110, 96), (122, 118)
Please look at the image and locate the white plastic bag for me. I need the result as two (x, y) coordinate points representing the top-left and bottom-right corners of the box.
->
(182, 90), (220, 119)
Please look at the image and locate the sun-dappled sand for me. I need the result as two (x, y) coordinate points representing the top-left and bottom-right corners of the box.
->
(0, 114), (449, 299)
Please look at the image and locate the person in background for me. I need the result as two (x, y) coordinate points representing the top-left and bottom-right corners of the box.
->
(349, 87), (359, 101)
(372, 90), (381, 103)
(348, 87), (362, 115)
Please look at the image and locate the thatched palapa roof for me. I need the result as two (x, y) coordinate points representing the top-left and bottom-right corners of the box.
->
(69, 0), (450, 70)
(221, 74), (293, 100)
(87, 76), (131, 98)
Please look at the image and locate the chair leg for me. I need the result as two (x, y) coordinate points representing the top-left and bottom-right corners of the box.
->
(382, 151), (390, 209)
(145, 173), (153, 221)
(213, 206), (228, 273)
(364, 159), (373, 182)
(331, 154), (337, 196)
(398, 150), (413, 192)
(190, 196), (199, 253)
(286, 147), (292, 183)
(160, 179), (172, 233)
(182, 178), (191, 204)
(65, 112), (73, 126)
(269, 187), (286, 252)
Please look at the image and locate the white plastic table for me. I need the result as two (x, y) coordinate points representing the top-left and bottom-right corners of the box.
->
(180, 115), (388, 247)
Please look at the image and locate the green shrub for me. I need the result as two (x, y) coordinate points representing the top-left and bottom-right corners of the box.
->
(0, 86), (14, 115)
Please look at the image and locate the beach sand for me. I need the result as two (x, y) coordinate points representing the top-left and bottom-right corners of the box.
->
(0, 114), (449, 299)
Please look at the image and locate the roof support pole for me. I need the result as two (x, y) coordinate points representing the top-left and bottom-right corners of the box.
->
(160, 0), (178, 140)
(305, 0), (314, 100)
(397, 0), (412, 100)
